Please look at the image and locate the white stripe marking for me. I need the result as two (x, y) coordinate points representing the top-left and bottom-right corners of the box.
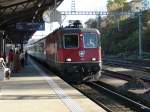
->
(30, 59), (84, 112)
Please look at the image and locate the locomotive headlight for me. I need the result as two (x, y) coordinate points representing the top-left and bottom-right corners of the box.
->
(91, 58), (96, 61)
(66, 58), (72, 62)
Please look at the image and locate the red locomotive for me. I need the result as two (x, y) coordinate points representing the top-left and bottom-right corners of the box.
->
(27, 23), (102, 82)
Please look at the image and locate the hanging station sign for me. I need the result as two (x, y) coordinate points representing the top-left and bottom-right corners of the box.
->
(16, 22), (45, 31)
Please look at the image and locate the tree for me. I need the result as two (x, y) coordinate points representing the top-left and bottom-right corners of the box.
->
(107, 0), (113, 5)
(107, 0), (127, 12)
(85, 19), (98, 28)
(114, 0), (127, 5)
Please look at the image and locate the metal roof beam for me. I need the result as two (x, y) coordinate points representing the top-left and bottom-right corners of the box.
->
(0, 0), (36, 15)
(0, 0), (36, 10)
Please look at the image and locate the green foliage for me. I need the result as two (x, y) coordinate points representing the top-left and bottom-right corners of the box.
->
(114, 0), (127, 5)
(102, 30), (139, 55)
(84, 8), (150, 58)
(107, 0), (129, 12)
(102, 17), (139, 54)
(143, 29), (150, 52)
(84, 19), (98, 28)
(147, 20), (150, 27)
(101, 10), (150, 58)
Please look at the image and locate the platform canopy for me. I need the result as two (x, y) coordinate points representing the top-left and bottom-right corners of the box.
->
(0, 0), (63, 44)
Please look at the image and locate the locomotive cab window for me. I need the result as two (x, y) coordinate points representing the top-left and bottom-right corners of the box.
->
(63, 34), (78, 48)
(83, 33), (97, 48)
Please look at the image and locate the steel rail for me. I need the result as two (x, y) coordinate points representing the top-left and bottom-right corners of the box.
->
(90, 82), (150, 111)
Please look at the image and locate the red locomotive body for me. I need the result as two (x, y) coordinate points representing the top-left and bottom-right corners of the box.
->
(28, 27), (102, 82)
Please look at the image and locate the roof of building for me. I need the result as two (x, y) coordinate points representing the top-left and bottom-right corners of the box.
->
(0, 0), (63, 44)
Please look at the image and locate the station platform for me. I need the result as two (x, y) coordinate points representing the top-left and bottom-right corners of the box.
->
(0, 58), (106, 112)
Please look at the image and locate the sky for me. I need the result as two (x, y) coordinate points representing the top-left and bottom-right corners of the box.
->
(31, 0), (108, 40)
(30, 0), (132, 41)
(57, 0), (107, 25)
(58, 0), (107, 11)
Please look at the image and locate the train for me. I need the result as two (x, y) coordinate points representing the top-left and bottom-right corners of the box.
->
(27, 24), (102, 82)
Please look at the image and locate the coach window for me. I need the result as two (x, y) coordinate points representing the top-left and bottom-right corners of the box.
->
(37, 44), (40, 52)
(39, 42), (44, 52)
(58, 35), (63, 48)
(41, 43), (44, 52)
(63, 34), (78, 48)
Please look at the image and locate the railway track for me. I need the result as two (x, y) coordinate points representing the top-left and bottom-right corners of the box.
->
(102, 69), (150, 106)
(73, 82), (150, 112)
(103, 58), (150, 73)
(102, 70), (133, 81)
(102, 69), (150, 83)
(103, 58), (150, 83)
(36, 57), (150, 111)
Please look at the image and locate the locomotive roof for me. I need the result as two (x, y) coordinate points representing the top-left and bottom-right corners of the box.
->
(59, 28), (99, 33)
(28, 27), (100, 45)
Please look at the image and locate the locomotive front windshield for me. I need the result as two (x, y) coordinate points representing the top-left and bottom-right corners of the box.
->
(63, 34), (78, 48)
(83, 33), (97, 48)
